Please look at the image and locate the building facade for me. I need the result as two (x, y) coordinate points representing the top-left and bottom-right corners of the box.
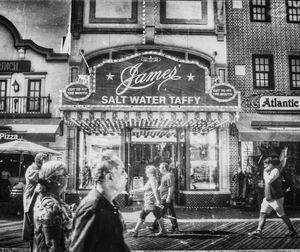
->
(60, 0), (242, 207)
(227, 0), (300, 208)
(0, 0), (70, 190)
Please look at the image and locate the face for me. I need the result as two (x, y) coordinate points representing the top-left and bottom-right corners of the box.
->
(110, 161), (128, 193)
(56, 169), (69, 194)
(159, 164), (165, 174)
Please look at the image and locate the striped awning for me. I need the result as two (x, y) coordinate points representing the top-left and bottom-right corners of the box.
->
(64, 111), (235, 136)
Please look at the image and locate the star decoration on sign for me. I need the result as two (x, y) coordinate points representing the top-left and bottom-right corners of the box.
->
(106, 72), (115, 80)
(187, 73), (195, 81)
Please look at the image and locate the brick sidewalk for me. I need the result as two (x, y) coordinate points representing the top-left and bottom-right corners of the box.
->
(0, 207), (299, 251)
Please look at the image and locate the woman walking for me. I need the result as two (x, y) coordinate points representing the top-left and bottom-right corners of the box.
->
(129, 165), (166, 237)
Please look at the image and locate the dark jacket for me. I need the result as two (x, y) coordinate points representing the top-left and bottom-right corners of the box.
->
(69, 188), (130, 252)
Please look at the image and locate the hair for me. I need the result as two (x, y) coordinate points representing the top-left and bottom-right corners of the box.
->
(263, 157), (272, 165)
(37, 160), (66, 192)
(145, 165), (157, 176)
(35, 153), (47, 163)
(160, 162), (169, 171)
(92, 150), (122, 184)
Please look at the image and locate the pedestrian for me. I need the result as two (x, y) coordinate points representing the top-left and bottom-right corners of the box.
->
(70, 150), (130, 252)
(151, 162), (179, 233)
(33, 160), (73, 251)
(129, 165), (166, 237)
(22, 153), (47, 244)
(248, 157), (297, 238)
(23, 153), (47, 211)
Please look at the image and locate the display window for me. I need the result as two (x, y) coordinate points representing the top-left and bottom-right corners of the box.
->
(189, 130), (219, 190)
(77, 131), (122, 189)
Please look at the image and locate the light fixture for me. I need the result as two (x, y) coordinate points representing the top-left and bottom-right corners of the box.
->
(12, 80), (20, 93)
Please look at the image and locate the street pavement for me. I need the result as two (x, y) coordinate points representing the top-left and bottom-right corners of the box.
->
(0, 206), (299, 251)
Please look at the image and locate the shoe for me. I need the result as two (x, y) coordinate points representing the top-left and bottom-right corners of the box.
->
(148, 226), (159, 232)
(285, 230), (297, 238)
(155, 231), (167, 237)
(248, 230), (262, 238)
(167, 227), (179, 233)
(128, 229), (139, 237)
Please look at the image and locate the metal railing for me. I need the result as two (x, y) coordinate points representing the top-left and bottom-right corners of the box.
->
(0, 95), (52, 118)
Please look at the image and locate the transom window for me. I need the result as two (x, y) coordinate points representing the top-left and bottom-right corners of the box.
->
(0, 80), (7, 111)
(250, 0), (271, 22)
(289, 56), (300, 89)
(286, 0), (300, 23)
(27, 80), (41, 112)
(252, 55), (274, 89)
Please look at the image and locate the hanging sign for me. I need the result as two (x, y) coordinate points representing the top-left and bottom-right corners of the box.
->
(63, 74), (93, 101)
(209, 83), (237, 102)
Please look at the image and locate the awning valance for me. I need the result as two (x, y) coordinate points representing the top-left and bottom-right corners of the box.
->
(0, 118), (62, 142)
(235, 113), (300, 142)
(64, 111), (235, 136)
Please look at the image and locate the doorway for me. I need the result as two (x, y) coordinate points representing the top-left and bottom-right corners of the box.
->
(127, 128), (185, 203)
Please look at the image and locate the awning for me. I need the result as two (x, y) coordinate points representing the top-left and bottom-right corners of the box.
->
(64, 111), (236, 136)
(0, 118), (62, 142)
(235, 113), (300, 142)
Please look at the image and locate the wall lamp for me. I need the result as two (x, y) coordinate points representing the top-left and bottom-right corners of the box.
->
(12, 80), (20, 93)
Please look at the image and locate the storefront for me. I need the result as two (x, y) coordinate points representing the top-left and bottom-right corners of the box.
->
(235, 95), (300, 208)
(60, 49), (241, 207)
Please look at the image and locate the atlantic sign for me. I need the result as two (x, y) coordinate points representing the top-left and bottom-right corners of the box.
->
(259, 96), (300, 111)
(62, 52), (240, 107)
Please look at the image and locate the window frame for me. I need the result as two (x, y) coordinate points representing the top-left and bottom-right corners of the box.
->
(289, 55), (300, 90)
(286, 0), (300, 23)
(27, 79), (41, 112)
(250, 0), (271, 23)
(252, 54), (274, 90)
(0, 79), (7, 111)
(160, 0), (208, 25)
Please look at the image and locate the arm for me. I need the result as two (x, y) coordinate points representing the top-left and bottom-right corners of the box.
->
(264, 168), (280, 184)
(42, 225), (64, 252)
(69, 209), (96, 252)
(166, 175), (175, 203)
(150, 177), (161, 204)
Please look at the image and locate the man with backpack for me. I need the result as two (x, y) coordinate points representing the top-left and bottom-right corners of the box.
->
(248, 155), (297, 238)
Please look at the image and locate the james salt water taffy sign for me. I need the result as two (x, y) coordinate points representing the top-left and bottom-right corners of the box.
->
(62, 52), (239, 107)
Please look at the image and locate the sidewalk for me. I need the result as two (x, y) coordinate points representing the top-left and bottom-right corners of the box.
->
(0, 206), (299, 251)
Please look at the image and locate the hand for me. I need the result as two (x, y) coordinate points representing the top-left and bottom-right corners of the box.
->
(166, 198), (171, 203)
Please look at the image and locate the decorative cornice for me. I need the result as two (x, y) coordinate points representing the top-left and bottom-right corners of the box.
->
(0, 15), (68, 62)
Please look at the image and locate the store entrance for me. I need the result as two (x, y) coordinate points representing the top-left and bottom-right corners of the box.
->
(128, 128), (185, 203)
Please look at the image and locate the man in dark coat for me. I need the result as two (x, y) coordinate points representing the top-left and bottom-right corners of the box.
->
(70, 150), (130, 252)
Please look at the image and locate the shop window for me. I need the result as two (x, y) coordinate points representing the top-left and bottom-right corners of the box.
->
(78, 132), (122, 190)
(0, 80), (7, 111)
(160, 0), (208, 25)
(289, 56), (300, 89)
(252, 54), (274, 89)
(89, 0), (138, 23)
(27, 80), (41, 112)
(250, 0), (271, 22)
(189, 130), (219, 190)
(286, 0), (300, 23)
